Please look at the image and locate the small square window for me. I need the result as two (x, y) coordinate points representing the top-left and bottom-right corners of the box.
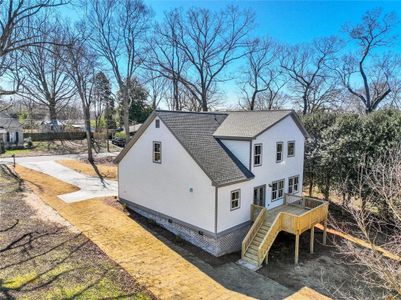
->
(153, 141), (161, 163)
(288, 141), (295, 157)
(230, 190), (240, 210)
(155, 119), (160, 128)
(276, 142), (283, 162)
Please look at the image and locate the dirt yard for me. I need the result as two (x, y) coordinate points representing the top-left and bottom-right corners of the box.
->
(124, 205), (387, 300)
(57, 159), (117, 180)
(0, 164), (153, 300)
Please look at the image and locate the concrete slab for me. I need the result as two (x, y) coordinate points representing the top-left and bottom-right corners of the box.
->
(18, 161), (118, 202)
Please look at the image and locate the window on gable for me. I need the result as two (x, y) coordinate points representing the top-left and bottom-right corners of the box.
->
(230, 190), (241, 210)
(254, 144), (262, 166)
(288, 141), (295, 157)
(155, 119), (160, 128)
(272, 179), (284, 201)
(276, 142), (283, 162)
(288, 175), (299, 194)
(153, 141), (161, 163)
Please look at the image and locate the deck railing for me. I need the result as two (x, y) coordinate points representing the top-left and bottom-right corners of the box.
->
(257, 213), (283, 265)
(242, 205), (266, 256)
(253, 196), (328, 266)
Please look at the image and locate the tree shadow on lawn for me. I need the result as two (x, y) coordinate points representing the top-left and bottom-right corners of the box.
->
(125, 206), (378, 300)
(0, 167), (154, 300)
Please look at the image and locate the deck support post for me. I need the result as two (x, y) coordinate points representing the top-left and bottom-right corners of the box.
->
(295, 234), (299, 264)
(265, 252), (269, 264)
(323, 219), (327, 245)
(310, 226), (314, 254)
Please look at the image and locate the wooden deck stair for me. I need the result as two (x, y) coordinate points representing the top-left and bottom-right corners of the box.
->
(240, 195), (329, 269)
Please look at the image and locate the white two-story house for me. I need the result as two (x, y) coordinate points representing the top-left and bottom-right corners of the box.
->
(115, 110), (309, 256)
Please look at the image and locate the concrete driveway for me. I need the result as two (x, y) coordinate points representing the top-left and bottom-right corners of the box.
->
(19, 160), (118, 203)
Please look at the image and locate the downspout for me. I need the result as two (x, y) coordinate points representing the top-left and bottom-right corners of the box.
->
(249, 140), (252, 172)
(214, 186), (218, 235)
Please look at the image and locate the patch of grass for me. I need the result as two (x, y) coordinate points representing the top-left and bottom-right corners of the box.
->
(0, 148), (32, 157)
(2, 271), (38, 289)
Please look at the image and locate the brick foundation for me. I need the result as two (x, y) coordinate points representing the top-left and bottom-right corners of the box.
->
(121, 198), (250, 257)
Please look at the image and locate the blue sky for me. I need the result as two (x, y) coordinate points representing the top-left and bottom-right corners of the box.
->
(61, 1), (401, 108)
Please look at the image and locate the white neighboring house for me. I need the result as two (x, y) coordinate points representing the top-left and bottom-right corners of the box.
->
(115, 110), (308, 256)
(0, 112), (24, 149)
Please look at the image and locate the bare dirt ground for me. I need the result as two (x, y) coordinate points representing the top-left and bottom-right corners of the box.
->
(57, 159), (117, 180)
(0, 164), (153, 300)
(115, 200), (385, 300)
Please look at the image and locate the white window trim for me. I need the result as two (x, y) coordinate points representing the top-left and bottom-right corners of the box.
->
(288, 175), (300, 194)
(153, 141), (162, 164)
(271, 178), (285, 201)
(253, 143), (263, 167)
(230, 189), (241, 211)
(276, 142), (283, 163)
(287, 141), (295, 157)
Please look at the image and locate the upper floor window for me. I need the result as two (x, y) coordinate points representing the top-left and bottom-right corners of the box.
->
(276, 142), (283, 162)
(153, 141), (161, 163)
(287, 141), (295, 157)
(288, 176), (299, 194)
(254, 144), (262, 166)
(230, 190), (241, 210)
(272, 179), (284, 201)
(155, 119), (160, 128)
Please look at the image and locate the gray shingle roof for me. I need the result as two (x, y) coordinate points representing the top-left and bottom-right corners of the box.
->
(0, 112), (22, 129)
(157, 111), (254, 186)
(114, 109), (308, 187)
(213, 110), (295, 139)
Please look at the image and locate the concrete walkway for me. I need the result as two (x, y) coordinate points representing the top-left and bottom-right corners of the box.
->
(18, 161), (118, 202)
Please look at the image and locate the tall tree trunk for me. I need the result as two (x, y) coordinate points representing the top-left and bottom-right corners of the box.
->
(122, 85), (130, 143)
(49, 99), (57, 121)
(83, 105), (94, 163)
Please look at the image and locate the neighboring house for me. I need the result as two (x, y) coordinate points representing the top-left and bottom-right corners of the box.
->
(0, 112), (24, 149)
(115, 110), (310, 257)
(129, 123), (142, 136)
(40, 119), (65, 132)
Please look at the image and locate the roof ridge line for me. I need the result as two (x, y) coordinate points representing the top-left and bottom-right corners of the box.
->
(156, 110), (227, 116)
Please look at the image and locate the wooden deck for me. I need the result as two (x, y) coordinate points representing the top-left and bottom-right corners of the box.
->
(242, 194), (329, 268)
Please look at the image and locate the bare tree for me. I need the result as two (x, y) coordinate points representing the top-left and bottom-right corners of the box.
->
(239, 38), (286, 110)
(0, 0), (68, 96)
(332, 147), (401, 299)
(63, 25), (97, 163)
(165, 6), (255, 111)
(338, 9), (399, 113)
(280, 37), (341, 115)
(144, 70), (168, 109)
(87, 0), (151, 142)
(17, 21), (75, 123)
(145, 9), (187, 111)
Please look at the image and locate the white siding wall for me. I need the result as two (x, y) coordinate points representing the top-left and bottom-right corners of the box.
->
(220, 139), (250, 168)
(119, 118), (216, 233)
(217, 115), (305, 232)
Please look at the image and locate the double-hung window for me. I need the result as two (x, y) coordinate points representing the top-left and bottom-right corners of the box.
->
(288, 176), (299, 194)
(276, 142), (283, 162)
(254, 144), (262, 166)
(230, 190), (241, 210)
(153, 141), (161, 163)
(287, 141), (295, 157)
(272, 179), (284, 201)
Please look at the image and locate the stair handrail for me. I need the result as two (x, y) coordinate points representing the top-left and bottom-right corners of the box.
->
(257, 213), (283, 265)
(242, 207), (266, 257)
